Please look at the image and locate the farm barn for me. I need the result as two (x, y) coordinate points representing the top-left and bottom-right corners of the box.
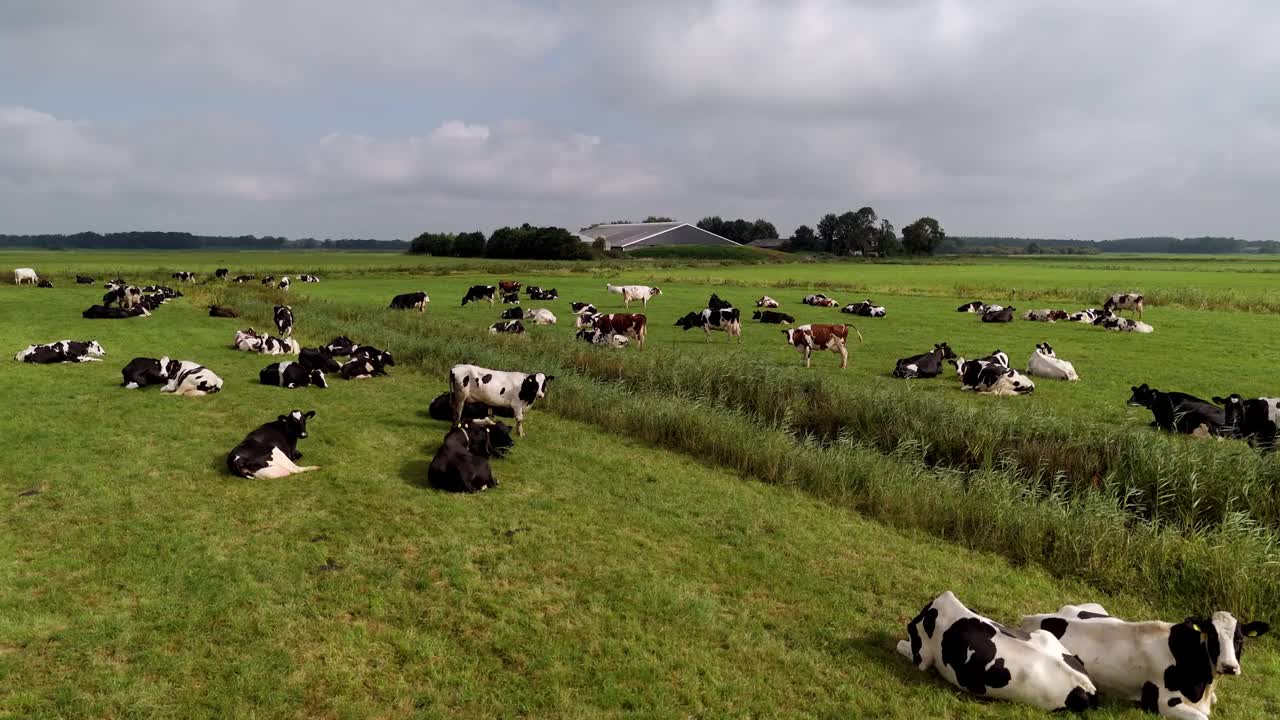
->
(577, 221), (739, 252)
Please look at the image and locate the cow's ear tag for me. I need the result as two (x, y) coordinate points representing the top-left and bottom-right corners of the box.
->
(1247, 628), (1261, 637)
(1190, 623), (1201, 633)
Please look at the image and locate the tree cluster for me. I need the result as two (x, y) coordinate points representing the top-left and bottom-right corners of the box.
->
(410, 224), (591, 260)
(787, 207), (926, 256)
(695, 216), (779, 245)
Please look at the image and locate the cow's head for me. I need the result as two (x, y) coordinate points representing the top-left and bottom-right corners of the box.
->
(1180, 613), (1270, 677)
(751, 310), (762, 320)
(502, 307), (523, 320)
(468, 418), (514, 458)
(934, 343), (956, 360)
(310, 370), (328, 389)
(576, 313), (599, 329)
(164, 359), (183, 378)
(325, 336), (356, 355)
(86, 341), (105, 356)
(575, 328), (596, 342)
(1036, 342), (1055, 357)
(1000, 368), (1035, 394)
(650, 287), (662, 296)
(157, 356), (171, 377)
(1128, 384), (1157, 408)
(312, 350), (341, 373)
(674, 312), (701, 330)
(279, 409), (316, 439)
(755, 297), (769, 307)
(782, 328), (800, 345)
(518, 373), (554, 405)
(1211, 394), (1245, 431)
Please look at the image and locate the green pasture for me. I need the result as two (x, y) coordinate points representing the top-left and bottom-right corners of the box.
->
(3, 252), (1280, 718)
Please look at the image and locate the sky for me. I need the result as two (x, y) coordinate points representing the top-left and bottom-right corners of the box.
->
(1, 1), (1278, 240)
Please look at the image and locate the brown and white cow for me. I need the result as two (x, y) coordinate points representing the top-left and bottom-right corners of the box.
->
(782, 323), (862, 369)
(499, 280), (521, 294)
(592, 313), (647, 349)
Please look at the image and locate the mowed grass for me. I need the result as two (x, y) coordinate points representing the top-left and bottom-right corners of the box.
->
(10, 284), (1280, 718)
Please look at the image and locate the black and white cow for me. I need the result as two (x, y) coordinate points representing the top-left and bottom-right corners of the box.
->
(490, 320), (526, 334)
(529, 288), (558, 300)
(981, 306), (1016, 323)
(1069, 309), (1101, 323)
(802, 293), (839, 307)
(842, 299), (886, 317)
(1027, 342), (1079, 381)
(448, 364), (553, 437)
(298, 274), (320, 282)
(83, 304), (150, 319)
(1097, 315), (1154, 333)
(756, 296), (780, 308)
(171, 271), (196, 283)
(278, 276), (291, 292)
(233, 328), (264, 352)
(893, 343), (957, 379)
(37, 279), (53, 288)
(298, 347), (341, 373)
(141, 284), (182, 299)
(462, 285), (497, 306)
(574, 328), (630, 347)
(76, 275), (95, 284)
(262, 275), (275, 285)
(259, 335), (300, 355)
(260, 361), (328, 389)
(1212, 394), (1280, 449)
(972, 365), (1036, 395)
(1128, 384), (1225, 436)
(428, 391), (516, 422)
(1024, 309), (1068, 322)
(208, 305), (239, 318)
(524, 285), (542, 296)
(15, 340), (105, 363)
(951, 350), (1010, 388)
(707, 293), (733, 310)
(752, 310), (795, 324)
(1020, 603), (1268, 719)
(570, 302), (597, 315)
(1104, 293), (1145, 318)
(102, 285), (142, 309)
(500, 307), (524, 320)
(956, 301), (987, 313)
(234, 274), (255, 283)
(215, 268), (229, 280)
(427, 422), (499, 493)
(324, 336), (357, 356)
(338, 346), (394, 379)
(501, 291), (520, 304)
(226, 410), (319, 479)
(161, 360), (224, 396)
(389, 291), (430, 312)
(121, 356), (170, 389)
(899, 591), (1098, 712)
(674, 308), (742, 342)
(274, 305), (294, 337)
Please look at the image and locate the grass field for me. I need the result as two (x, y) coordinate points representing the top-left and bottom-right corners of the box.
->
(3, 250), (1279, 718)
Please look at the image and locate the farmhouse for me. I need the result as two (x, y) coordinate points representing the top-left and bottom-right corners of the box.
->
(578, 221), (738, 252)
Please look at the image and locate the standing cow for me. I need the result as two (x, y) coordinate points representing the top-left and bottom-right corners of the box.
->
(462, 285), (497, 306)
(14, 268), (38, 285)
(448, 364), (553, 437)
(606, 284), (661, 308)
(782, 324), (861, 369)
(675, 308), (742, 342)
(274, 305), (294, 337)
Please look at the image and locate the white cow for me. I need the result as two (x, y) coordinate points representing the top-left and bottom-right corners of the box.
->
(161, 360), (224, 397)
(14, 268), (37, 285)
(1020, 604), (1268, 719)
(449, 364), (553, 437)
(899, 591), (1097, 712)
(755, 295), (780, 308)
(1027, 342), (1079, 381)
(606, 283), (661, 308)
(524, 308), (557, 325)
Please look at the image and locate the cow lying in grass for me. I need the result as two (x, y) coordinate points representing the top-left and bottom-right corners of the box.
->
(227, 410), (319, 479)
(16, 340), (105, 363)
(899, 591), (1098, 712)
(161, 360), (223, 396)
(1027, 342), (1079, 381)
(893, 343), (955, 379)
(1128, 384), (1224, 436)
(1212, 393), (1280, 450)
(121, 356), (170, 389)
(427, 420), (506, 493)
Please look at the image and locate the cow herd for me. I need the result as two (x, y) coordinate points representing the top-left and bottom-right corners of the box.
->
(956, 294), (1154, 333)
(900, 590), (1268, 717)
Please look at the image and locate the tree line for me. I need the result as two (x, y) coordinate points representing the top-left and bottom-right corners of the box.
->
(410, 224), (597, 260)
(0, 231), (408, 251)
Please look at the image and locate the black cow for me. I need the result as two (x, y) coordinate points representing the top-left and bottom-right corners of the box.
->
(893, 343), (957, 379)
(83, 304), (149, 319)
(389, 291), (430, 311)
(525, 285), (542, 296)
(215, 268), (229, 280)
(260, 361), (328, 389)
(233, 274), (255, 283)
(298, 347), (341, 373)
(752, 310), (795, 324)
(501, 291), (520, 304)
(708, 293), (733, 310)
(340, 347), (394, 379)
(500, 307), (523, 320)
(981, 307), (1015, 323)
(427, 422), (499, 493)
(529, 288), (558, 300)
(462, 285), (497, 306)
(208, 305), (239, 318)
(1212, 393), (1280, 449)
(1128, 384), (1225, 435)
(490, 320), (525, 334)
(274, 305), (294, 337)
(121, 356), (169, 389)
(324, 336), (357, 356)
(76, 275), (95, 284)
(226, 410), (319, 479)
(37, 279), (53, 288)
(428, 392), (517, 423)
